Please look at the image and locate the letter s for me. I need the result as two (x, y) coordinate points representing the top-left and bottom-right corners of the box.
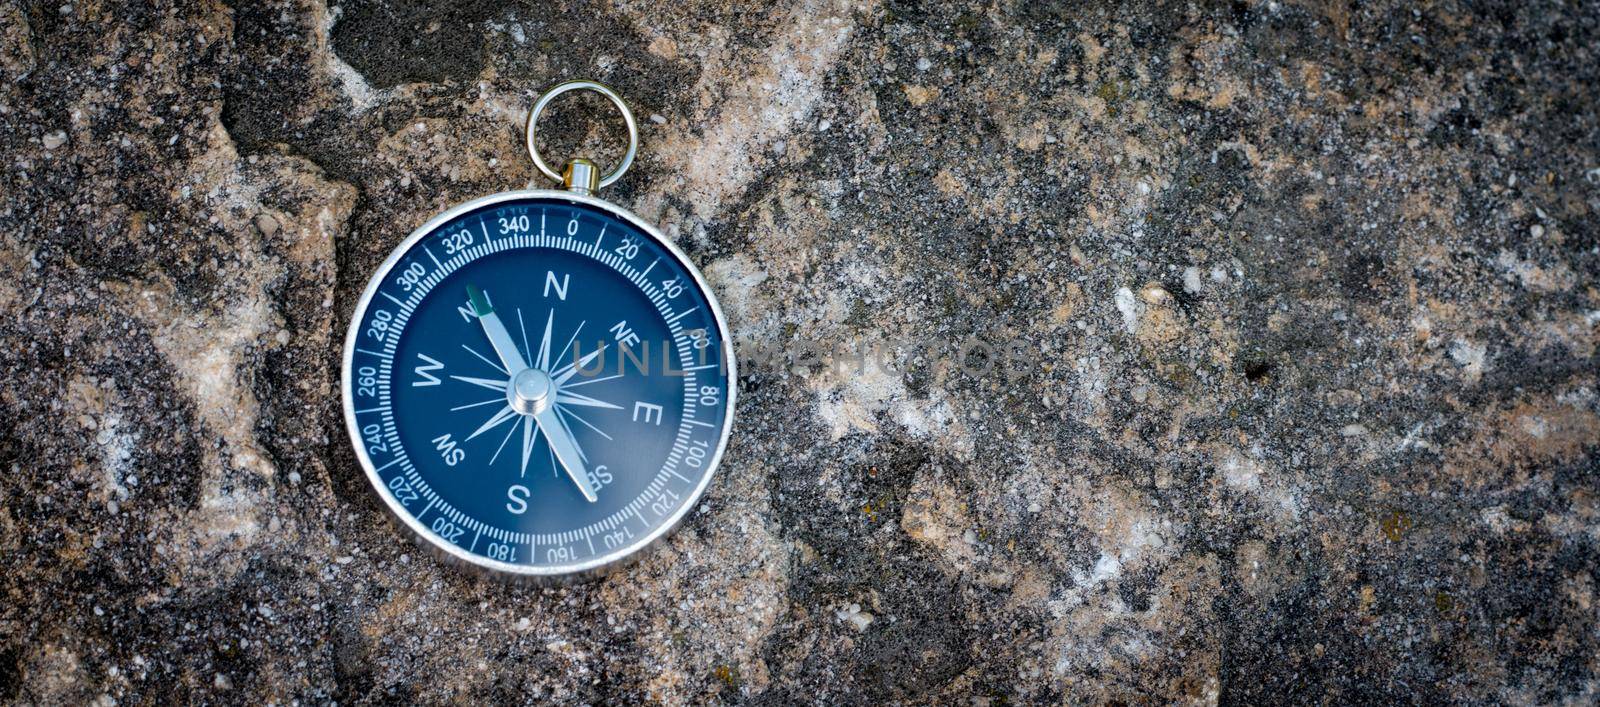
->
(506, 485), (530, 515)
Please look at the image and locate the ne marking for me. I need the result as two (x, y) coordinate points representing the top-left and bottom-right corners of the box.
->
(356, 348), (393, 360)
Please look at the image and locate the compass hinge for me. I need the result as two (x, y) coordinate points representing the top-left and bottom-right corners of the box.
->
(563, 158), (600, 195)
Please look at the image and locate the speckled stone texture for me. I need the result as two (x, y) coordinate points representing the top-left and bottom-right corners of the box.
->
(2, 0), (1598, 703)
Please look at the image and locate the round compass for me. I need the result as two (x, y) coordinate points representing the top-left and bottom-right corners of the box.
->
(342, 191), (735, 579)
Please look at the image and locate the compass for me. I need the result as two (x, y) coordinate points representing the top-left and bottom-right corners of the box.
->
(341, 82), (735, 579)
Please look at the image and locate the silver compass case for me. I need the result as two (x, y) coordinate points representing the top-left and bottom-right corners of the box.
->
(340, 81), (737, 581)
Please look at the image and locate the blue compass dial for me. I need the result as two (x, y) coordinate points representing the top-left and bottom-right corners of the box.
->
(343, 194), (735, 576)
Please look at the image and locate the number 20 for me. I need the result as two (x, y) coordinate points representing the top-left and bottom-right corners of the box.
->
(614, 236), (639, 260)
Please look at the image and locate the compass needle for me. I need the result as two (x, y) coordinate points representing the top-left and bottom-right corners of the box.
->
(466, 285), (530, 373)
(343, 82), (734, 577)
(535, 405), (598, 502)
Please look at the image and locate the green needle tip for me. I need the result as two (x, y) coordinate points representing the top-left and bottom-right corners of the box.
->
(466, 285), (492, 316)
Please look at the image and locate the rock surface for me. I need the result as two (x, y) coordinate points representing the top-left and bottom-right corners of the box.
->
(2, 0), (1599, 703)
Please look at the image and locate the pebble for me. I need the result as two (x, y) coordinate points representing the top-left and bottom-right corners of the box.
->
(835, 603), (874, 631)
(42, 131), (67, 149)
(253, 213), (280, 237)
